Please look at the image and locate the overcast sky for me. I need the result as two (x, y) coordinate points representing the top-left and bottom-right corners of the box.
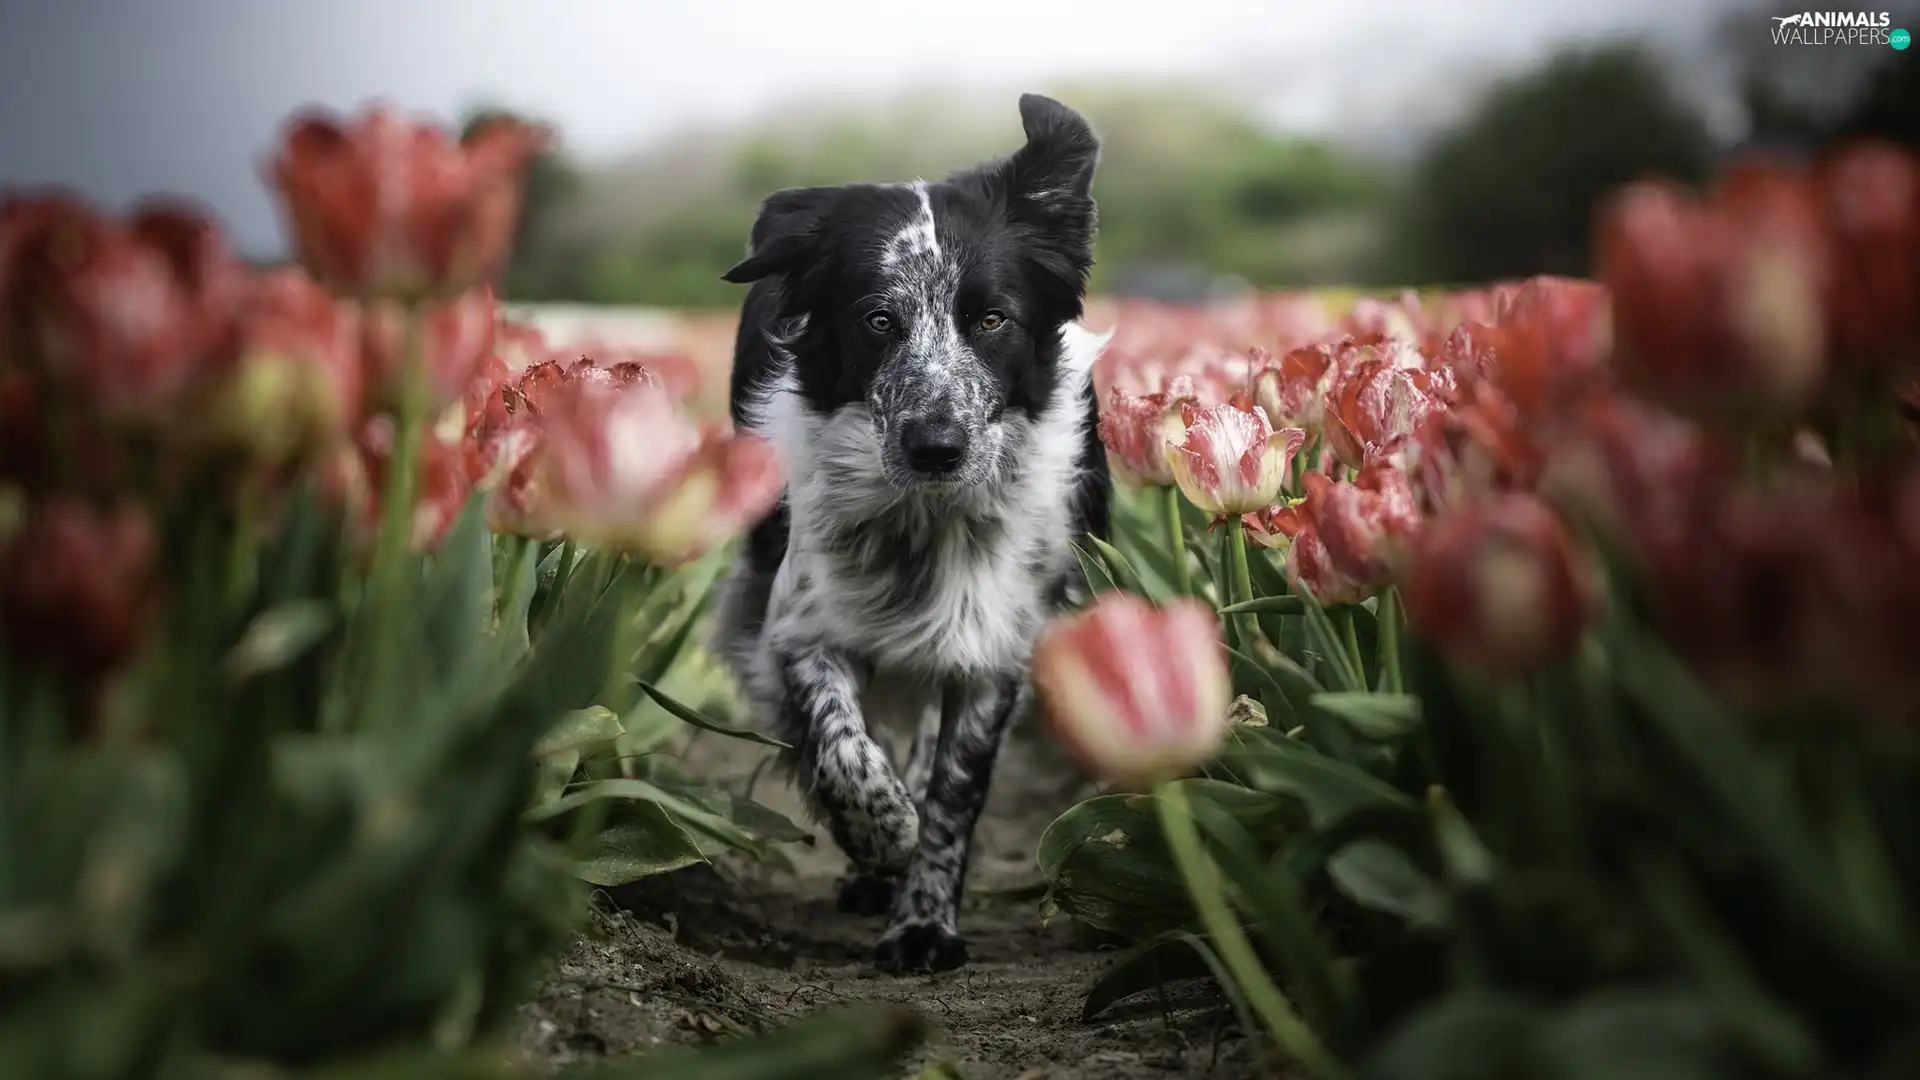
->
(0, 0), (1756, 255)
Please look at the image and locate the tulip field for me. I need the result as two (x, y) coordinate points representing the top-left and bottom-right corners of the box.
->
(6, 99), (1920, 1080)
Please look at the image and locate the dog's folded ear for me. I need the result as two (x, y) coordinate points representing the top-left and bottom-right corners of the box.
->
(721, 185), (842, 284)
(1002, 94), (1101, 299)
(1009, 94), (1100, 211)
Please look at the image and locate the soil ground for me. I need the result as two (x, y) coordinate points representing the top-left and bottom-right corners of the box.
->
(517, 717), (1268, 1079)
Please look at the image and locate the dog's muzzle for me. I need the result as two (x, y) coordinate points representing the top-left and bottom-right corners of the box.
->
(897, 410), (970, 477)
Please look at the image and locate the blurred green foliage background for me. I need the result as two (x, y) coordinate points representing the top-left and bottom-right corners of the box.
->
(476, 34), (1919, 310)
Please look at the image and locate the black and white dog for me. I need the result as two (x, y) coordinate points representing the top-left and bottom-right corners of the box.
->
(711, 94), (1112, 973)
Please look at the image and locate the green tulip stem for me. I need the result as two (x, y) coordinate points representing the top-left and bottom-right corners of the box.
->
(555, 537), (580, 597)
(1164, 485), (1191, 596)
(372, 305), (429, 603)
(1155, 781), (1347, 1079)
(1338, 607), (1364, 687)
(1227, 518), (1262, 649)
(1378, 587), (1403, 694)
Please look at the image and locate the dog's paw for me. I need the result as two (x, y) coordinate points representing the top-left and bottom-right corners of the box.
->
(874, 921), (968, 974)
(834, 872), (899, 916)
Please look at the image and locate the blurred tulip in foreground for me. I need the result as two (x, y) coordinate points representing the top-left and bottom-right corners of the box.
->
(537, 380), (782, 564)
(1402, 493), (1602, 676)
(1033, 593), (1232, 788)
(267, 104), (550, 301)
(14, 200), (246, 422)
(0, 498), (157, 690)
(199, 268), (363, 468)
(359, 286), (498, 411)
(1596, 175), (1829, 420)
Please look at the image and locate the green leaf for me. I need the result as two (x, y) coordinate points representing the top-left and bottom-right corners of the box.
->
(628, 756), (813, 847)
(1311, 692), (1422, 742)
(1297, 592), (1364, 693)
(1326, 838), (1446, 930)
(1359, 992), (1542, 1079)
(494, 536), (541, 666)
(533, 706), (626, 760)
(524, 777), (762, 856)
(1535, 988), (1737, 1080)
(1037, 792), (1190, 938)
(1215, 730), (1419, 832)
(1069, 540), (1117, 595)
(533, 748), (580, 808)
(1081, 929), (1218, 1020)
(1189, 798), (1352, 1040)
(635, 679), (788, 749)
(226, 600), (335, 680)
(1630, 853), (1821, 1073)
(1087, 534), (1154, 600)
(1218, 596), (1306, 616)
(419, 495), (498, 685)
(573, 806), (710, 885)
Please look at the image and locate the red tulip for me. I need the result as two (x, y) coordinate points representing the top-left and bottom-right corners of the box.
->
(1596, 174), (1830, 418)
(468, 419), (553, 539)
(508, 356), (571, 418)
(1097, 378), (1200, 488)
(1401, 493), (1602, 676)
(1403, 381), (1542, 516)
(13, 200), (246, 422)
(1287, 524), (1374, 607)
(571, 341), (704, 402)
(359, 286), (497, 412)
(0, 192), (98, 366)
(1816, 141), (1920, 362)
(1538, 397), (1722, 562)
(1323, 356), (1441, 471)
(266, 104), (550, 301)
(0, 498), (157, 691)
(197, 267), (362, 467)
(1169, 393), (1308, 517)
(1249, 342), (1340, 433)
(1242, 499), (1308, 553)
(462, 351), (514, 441)
(1314, 463), (1423, 585)
(1272, 473), (1375, 605)
(1032, 593), (1232, 788)
(536, 379), (783, 564)
(493, 318), (555, 371)
(356, 417), (474, 550)
(1489, 276), (1613, 418)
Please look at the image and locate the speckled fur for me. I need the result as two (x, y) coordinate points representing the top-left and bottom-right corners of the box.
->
(710, 95), (1111, 973)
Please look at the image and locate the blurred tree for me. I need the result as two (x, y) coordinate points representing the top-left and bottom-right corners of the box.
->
(1826, 53), (1920, 148)
(518, 86), (1397, 309)
(1388, 43), (1717, 285)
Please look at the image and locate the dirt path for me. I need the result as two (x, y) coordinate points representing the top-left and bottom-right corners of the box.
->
(519, 719), (1265, 1079)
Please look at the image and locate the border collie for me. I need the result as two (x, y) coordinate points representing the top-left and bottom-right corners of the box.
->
(711, 94), (1111, 973)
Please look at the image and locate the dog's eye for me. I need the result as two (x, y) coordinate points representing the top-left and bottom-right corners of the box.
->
(865, 311), (895, 333)
(979, 310), (1007, 332)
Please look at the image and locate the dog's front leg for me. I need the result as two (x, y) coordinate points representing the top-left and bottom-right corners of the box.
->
(772, 644), (920, 878)
(875, 673), (1024, 973)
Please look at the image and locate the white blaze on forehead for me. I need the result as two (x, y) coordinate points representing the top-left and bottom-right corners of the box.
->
(873, 179), (979, 410)
(882, 180), (942, 267)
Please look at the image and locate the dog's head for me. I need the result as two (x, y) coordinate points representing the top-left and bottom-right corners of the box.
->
(724, 94), (1099, 489)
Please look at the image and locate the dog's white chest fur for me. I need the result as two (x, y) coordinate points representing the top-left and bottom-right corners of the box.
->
(747, 324), (1104, 681)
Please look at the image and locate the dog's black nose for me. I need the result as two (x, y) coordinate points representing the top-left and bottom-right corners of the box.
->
(900, 416), (969, 475)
